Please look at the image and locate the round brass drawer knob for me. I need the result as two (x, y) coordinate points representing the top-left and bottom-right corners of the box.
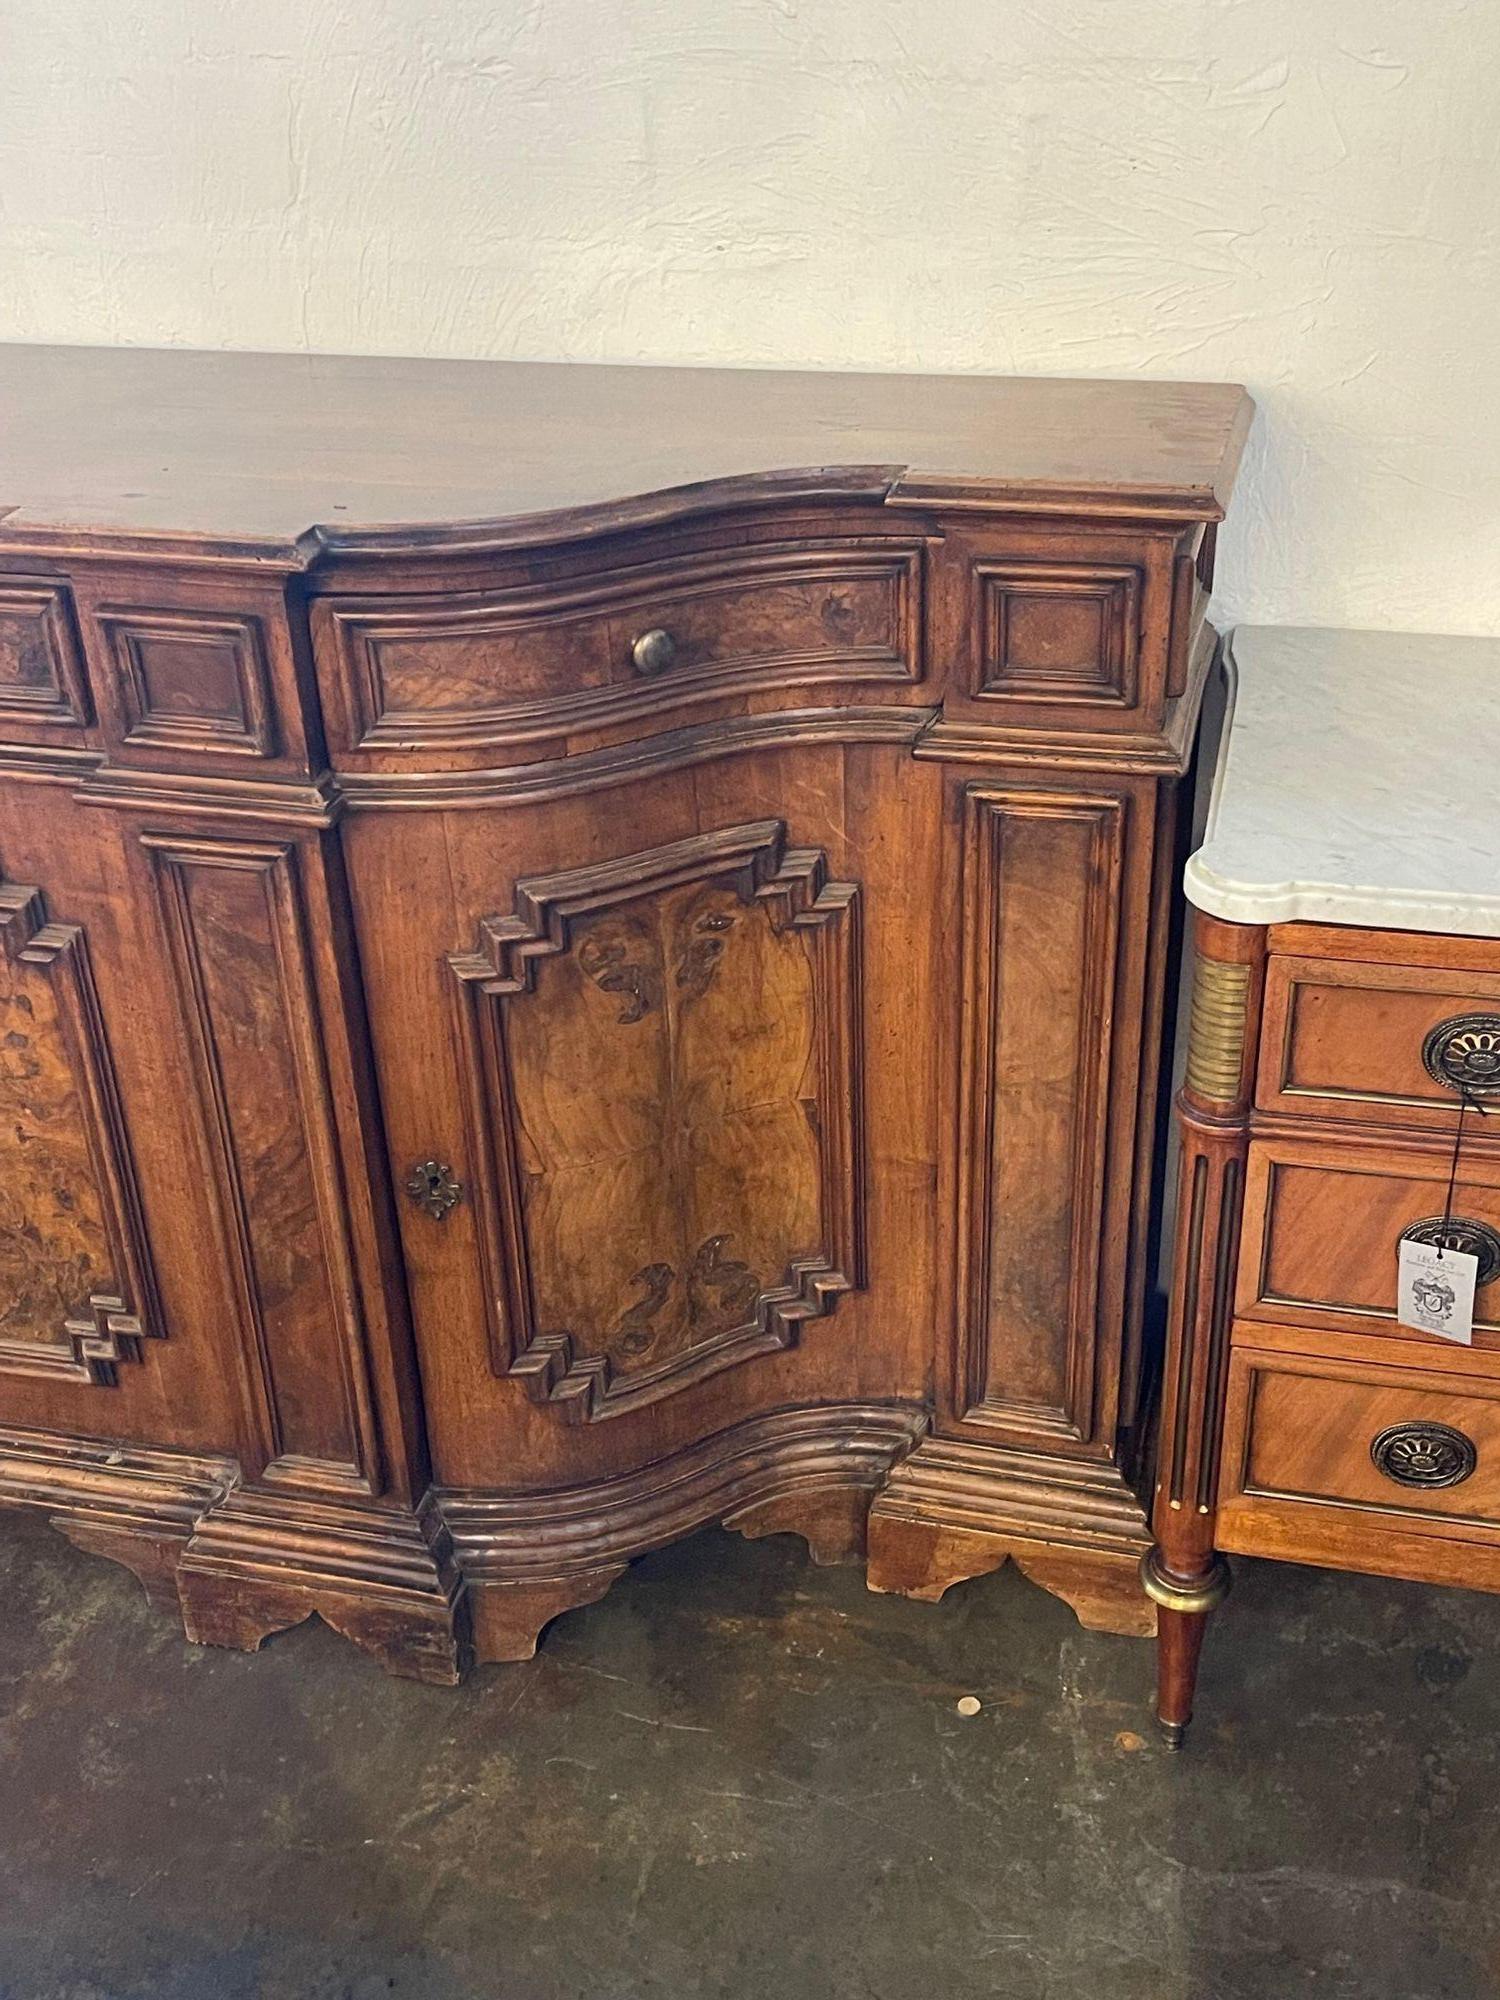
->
(1370, 1421), (1477, 1490)
(630, 628), (677, 677)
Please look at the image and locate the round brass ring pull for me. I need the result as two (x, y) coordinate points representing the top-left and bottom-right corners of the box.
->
(1422, 1013), (1500, 1098)
(630, 628), (677, 677)
(1371, 1421), (1477, 1490)
(1399, 1214), (1500, 1287)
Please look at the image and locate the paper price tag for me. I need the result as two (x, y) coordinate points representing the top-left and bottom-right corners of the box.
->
(1397, 1238), (1477, 1344)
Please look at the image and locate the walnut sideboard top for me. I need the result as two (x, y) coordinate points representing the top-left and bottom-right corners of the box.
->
(0, 344), (1251, 555)
(0, 346), (1252, 1682)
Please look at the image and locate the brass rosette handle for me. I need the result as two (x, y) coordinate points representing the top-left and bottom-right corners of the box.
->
(1370, 1421), (1477, 1490)
(1422, 1014), (1500, 1099)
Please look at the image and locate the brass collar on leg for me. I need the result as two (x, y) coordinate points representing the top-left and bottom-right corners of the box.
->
(1140, 1546), (1232, 1616)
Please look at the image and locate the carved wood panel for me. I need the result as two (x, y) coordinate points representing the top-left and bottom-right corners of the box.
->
(973, 563), (1141, 708)
(0, 581), (91, 728)
(0, 869), (160, 1384)
(449, 820), (864, 1421)
(145, 833), (380, 1490)
(101, 607), (276, 758)
(952, 783), (1125, 1443)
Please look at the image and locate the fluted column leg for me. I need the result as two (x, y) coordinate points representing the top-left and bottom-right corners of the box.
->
(1143, 910), (1265, 1747)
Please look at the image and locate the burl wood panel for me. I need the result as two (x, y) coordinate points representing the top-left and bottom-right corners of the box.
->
(450, 821), (862, 1421)
(953, 783), (1125, 1440)
(0, 870), (158, 1384)
(975, 563), (1140, 708)
(102, 607), (276, 758)
(323, 539), (923, 751)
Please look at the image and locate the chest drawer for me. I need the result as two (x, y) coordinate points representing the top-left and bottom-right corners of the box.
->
(316, 537), (925, 754)
(1237, 1136), (1500, 1350)
(1219, 1345), (1500, 1544)
(1256, 952), (1500, 1131)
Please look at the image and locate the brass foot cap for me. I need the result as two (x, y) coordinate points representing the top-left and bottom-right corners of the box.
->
(1158, 1718), (1186, 1751)
(1140, 1547), (1231, 1617)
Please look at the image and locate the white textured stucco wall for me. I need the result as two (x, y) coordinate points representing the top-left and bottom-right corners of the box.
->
(2, 1), (1496, 631)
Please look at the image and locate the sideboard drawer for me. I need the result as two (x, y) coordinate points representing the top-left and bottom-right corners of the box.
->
(1237, 1137), (1500, 1349)
(1220, 1345), (1500, 1537)
(1257, 952), (1500, 1131)
(317, 536), (925, 753)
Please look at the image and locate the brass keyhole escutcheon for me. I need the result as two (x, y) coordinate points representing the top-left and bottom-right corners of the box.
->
(405, 1160), (463, 1221)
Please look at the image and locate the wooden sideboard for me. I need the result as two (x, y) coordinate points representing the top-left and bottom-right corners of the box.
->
(0, 346), (1251, 1680)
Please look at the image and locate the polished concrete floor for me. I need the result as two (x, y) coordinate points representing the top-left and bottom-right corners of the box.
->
(2, 1509), (1498, 2000)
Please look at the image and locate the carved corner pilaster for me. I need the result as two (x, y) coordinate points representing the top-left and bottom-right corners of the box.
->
(1147, 910), (1265, 1739)
(1151, 912), (1266, 1582)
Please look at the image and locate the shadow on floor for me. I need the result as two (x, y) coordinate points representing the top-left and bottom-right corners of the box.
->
(1, 1510), (1497, 2000)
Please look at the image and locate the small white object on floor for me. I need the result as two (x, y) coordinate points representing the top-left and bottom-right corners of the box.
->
(955, 1695), (981, 1717)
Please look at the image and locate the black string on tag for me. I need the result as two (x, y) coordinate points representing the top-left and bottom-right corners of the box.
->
(1436, 1092), (1474, 1256)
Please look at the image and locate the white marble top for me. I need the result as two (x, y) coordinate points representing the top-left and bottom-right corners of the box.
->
(1186, 625), (1500, 936)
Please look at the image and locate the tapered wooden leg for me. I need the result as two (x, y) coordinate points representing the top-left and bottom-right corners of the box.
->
(1144, 910), (1264, 1747)
(1141, 1548), (1231, 1747)
(1155, 1609), (1207, 1749)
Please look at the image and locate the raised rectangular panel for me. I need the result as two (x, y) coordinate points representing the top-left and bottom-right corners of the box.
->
(448, 819), (864, 1421)
(953, 784), (1125, 1441)
(0, 869), (160, 1384)
(1238, 1140), (1500, 1346)
(101, 607), (276, 758)
(1257, 953), (1500, 1130)
(0, 581), (90, 727)
(1220, 1346), (1500, 1533)
(145, 833), (379, 1490)
(974, 564), (1140, 706)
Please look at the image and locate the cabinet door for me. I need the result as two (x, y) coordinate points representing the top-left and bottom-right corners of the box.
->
(0, 789), (243, 1455)
(345, 736), (943, 1500)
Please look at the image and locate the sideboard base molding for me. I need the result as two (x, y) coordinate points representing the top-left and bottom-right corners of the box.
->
(0, 1424), (235, 1615)
(2, 1407), (1165, 1672)
(0, 1426), (469, 1683)
(443, 1401), (929, 1663)
(176, 1487), (468, 1686)
(1, 1405), (933, 1680)
(866, 1436), (1157, 1637)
